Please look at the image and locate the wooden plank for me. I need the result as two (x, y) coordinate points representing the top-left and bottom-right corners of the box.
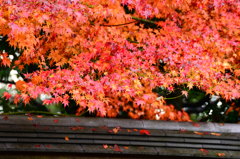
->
(0, 129), (238, 144)
(0, 115), (240, 158)
(1, 115), (240, 133)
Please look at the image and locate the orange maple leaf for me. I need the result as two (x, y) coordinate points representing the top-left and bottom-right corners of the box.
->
(27, 117), (34, 121)
(194, 131), (204, 135)
(210, 132), (221, 136)
(65, 136), (69, 141)
(15, 80), (26, 91)
(1, 53), (11, 67)
(216, 153), (225, 157)
(112, 127), (120, 134)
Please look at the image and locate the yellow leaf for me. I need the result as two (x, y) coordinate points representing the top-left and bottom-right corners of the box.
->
(187, 83), (193, 89)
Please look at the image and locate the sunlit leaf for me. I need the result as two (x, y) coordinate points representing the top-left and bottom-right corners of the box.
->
(103, 144), (108, 149)
(181, 91), (188, 97)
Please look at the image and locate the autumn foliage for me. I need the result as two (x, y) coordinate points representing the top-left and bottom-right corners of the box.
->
(0, 0), (239, 120)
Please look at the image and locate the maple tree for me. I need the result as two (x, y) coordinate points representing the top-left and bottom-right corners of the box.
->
(0, 0), (239, 121)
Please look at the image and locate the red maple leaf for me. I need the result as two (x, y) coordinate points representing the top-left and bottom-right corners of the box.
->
(192, 122), (200, 127)
(2, 116), (8, 120)
(99, 126), (108, 130)
(91, 128), (97, 131)
(53, 119), (59, 123)
(199, 148), (209, 154)
(139, 129), (151, 135)
(34, 145), (41, 148)
(179, 129), (187, 133)
(3, 92), (11, 100)
(70, 127), (78, 131)
(114, 144), (122, 152)
(43, 126), (50, 130)
(32, 124), (39, 128)
(75, 118), (80, 122)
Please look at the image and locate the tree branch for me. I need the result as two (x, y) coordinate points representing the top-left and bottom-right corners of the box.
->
(100, 20), (137, 27)
(131, 16), (156, 24)
(100, 16), (157, 27)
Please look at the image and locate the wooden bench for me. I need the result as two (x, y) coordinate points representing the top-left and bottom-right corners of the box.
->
(0, 115), (239, 158)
